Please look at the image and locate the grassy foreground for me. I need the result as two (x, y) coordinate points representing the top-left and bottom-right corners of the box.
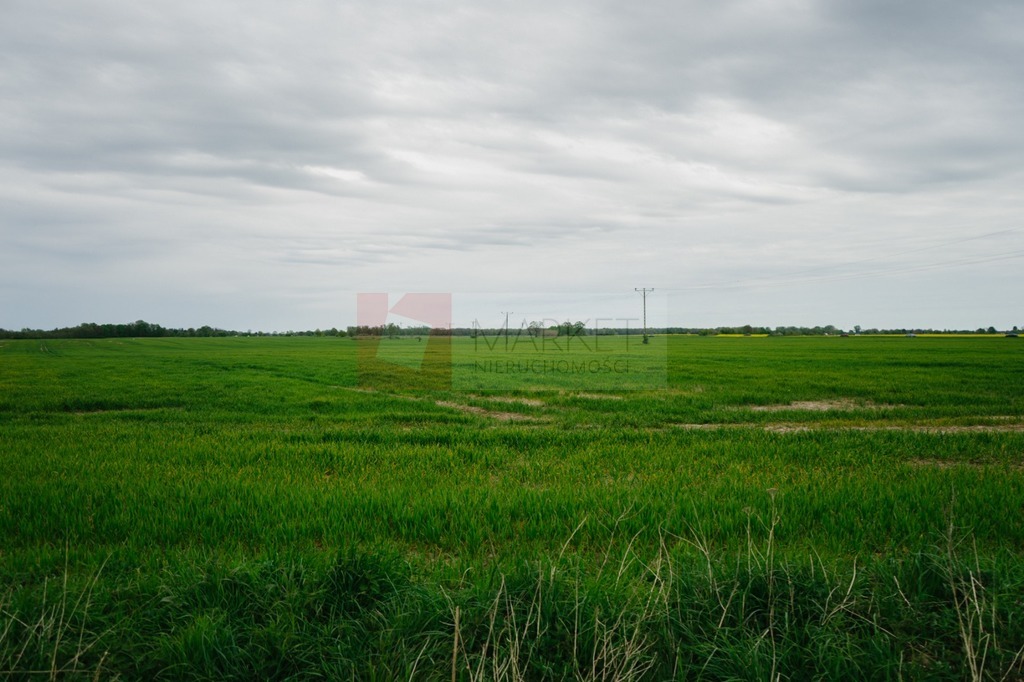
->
(1, 335), (1023, 679)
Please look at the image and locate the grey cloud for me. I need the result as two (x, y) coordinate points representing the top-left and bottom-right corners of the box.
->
(1, 0), (1022, 330)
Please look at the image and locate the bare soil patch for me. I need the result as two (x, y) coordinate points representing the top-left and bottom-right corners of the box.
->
(471, 395), (545, 407)
(908, 459), (963, 469)
(908, 424), (1024, 433)
(764, 424), (812, 433)
(436, 400), (544, 422)
(671, 423), (729, 431)
(749, 399), (885, 412)
(905, 458), (1024, 469)
(574, 393), (624, 400)
(670, 422), (1024, 434)
(845, 424), (1024, 434)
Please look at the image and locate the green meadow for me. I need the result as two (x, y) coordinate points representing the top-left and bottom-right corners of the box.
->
(1, 335), (1023, 679)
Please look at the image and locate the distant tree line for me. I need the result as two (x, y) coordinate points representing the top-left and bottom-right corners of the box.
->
(3, 321), (1019, 341)
(681, 325), (1020, 336)
(350, 324), (1021, 338)
(347, 321), (603, 338)
(0, 321), (347, 339)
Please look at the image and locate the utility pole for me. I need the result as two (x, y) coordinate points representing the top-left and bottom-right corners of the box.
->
(635, 288), (653, 344)
(501, 311), (513, 350)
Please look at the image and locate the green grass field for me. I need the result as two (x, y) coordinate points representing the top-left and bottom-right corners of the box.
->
(2, 335), (1023, 679)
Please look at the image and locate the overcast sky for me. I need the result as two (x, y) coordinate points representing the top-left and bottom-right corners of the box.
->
(2, 0), (1022, 331)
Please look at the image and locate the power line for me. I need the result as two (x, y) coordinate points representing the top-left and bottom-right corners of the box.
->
(500, 311), (513, 350)
(635, 288), (653, 344)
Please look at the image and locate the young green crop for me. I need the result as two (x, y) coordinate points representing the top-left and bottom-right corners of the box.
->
(1, 335), (1022, 678)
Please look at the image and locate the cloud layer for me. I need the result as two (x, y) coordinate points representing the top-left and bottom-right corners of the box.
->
(2, 0), (1022, 329)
